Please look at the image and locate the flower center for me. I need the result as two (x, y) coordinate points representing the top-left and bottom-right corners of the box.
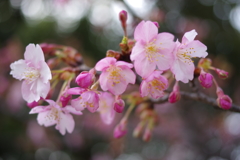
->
(45, 107), (60, 122)
(23, 67), (40, 84)
(177, 47), (195, 64)
(107, 65), (124, 86)
(145, 40), (164, 62)
(150, 79), (166, 91)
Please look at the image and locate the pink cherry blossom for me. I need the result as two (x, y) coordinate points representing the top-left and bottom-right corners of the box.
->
(10, 44), (52, 103)
(198, 70), (213, 88)
(98, 92), (115, 125)
(216, 87), (232, 110)
(131, 21), (175, 77)
(71, 89), (99, 113)
(171, 30), (208, 83)
(95, 57), (136, 95)
(29, 100), (82, 135)
(75, 69), (95, 88)
(140, 71), (168, 99)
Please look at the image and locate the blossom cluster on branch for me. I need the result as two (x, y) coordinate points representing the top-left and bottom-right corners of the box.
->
(10, 10), (234, 141)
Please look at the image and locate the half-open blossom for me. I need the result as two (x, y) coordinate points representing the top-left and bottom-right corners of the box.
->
(171, 30), (208, 83)
(198, 70), (213, 88)
(29, 100), (82, 135)
(114, 96), (125, 113)
(98, 92), (115, 125)
(140, 71), (168, 99)
(75, 68), (95, 88)
(131, 21), (175, 77)
(216, 87), (232, 110)
(168, 81), (181, 103)
(10, 44), (52, 103)
(71, 90), (99, 113)
(95, 57), (136, 95)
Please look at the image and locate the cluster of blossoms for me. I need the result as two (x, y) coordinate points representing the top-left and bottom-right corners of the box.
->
(10, 11), (232, 140)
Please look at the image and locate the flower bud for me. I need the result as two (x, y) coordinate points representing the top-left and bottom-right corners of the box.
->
(113, 122), (127, 138)
(119, 10), (128, 24)
(60, 93), (72, 107)
(215, 68), (228, 79)
(198, 71), (213, 88)
(114, 97), (125, 113)
(75, 69), (95, 88)
(133, 121), (145, 138)
(152, 21), (159, 28)
(216, 87), (232, 110)
(198, 58), (212, 70)
(27, 101), (39, 108)
(106, 50), (121, 59)
(168, 82), (181, 103)
(143, 128), (151, 142)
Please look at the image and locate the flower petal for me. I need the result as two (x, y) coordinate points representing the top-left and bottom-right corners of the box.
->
(182, 29), (197, 44)
(63, 105), (83, 115)
(134, 21), (158, 43)
(39, 61), (52, 83)
(134, 57), (156, 78)
(56, 112), (75, 135)
(10, 59), (27, 81)
(37, 111), (56, 127)
(24, 44), (45, 67)
(29, 105), (49, 114)
(130, 40), (145, 61)
(122, 68), (136, 84)
(95, 57), (116, 71)
(21, 80), (39, 103)
(182, 40), (208, 58)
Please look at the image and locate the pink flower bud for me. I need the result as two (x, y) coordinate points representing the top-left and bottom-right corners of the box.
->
(113, 122), (127, 138)
(168, 82), (181, 103)
(114, 98), (125, 113)
(119, 10), (128, 25)
(143, 128), (151, 142)
(216, 87), (232, 110)
(198, 71), (213, 88)
(133, 121), (145, 138)
(60, 93), (72, 107)
(152, 22), (159, 28)
(215, 68), (228, 79)
(27, 101), (39, 108)
(75, 69), (95, 88)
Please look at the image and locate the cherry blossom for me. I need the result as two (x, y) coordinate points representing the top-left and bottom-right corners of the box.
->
(131, 21), (175, 77)
(29, 100), (82, 135)
(140, 71), (168, 99)
(95, 57), (136, 95)
(171, 30), (208, 83)
(10, 44), (52, 103)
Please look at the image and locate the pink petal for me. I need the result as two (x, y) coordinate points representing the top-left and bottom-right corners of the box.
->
(45, 99), (57, 107)
(24, 44), (45, 67)
(107, 79), (128, 95)
(130, 40), (145, 61)
(39, 61), (52, 83)
(95, 57), (116, 71)
(29, 105), (49, 114)
(182, 29), (197, 44)
(10, 59), (28, 80)
(171, 59), (194, 83)
(99, 71), (110, 91)
(36, 80), (50, 99)
(22, 81), (39, 103)
(63, 105), (83, 115)
(56, 112), (75, 135)
(140, 80), (149, 97)
(155, 51), (173, 71)
(121, 68), (136, 84)
(71, 98), (85, 111)
(134, 57), (156, 78)
(149, 87), (164, 99)
(182, 40), (208, 58)
(134, 21), (158, 43)
(155, 32), (175, 54)
(37, 111), (56, 127)
(67, 87), (86, 95)
(116, 61), (133, 69)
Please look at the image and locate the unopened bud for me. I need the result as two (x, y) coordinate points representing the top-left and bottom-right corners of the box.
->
(216, 87), (232, 110)
(60, 71), (72, 80)
(143, 128), (152, 142)
(114, 97), (125, 113)
(198, 58), (212, 70)
(75, 69), (95, 88)
(168, 82), (181, 103)
(106, 50), (121, 59)
(113, 121), (127, 138)
(215, 68), (229, 79)
(133, 121), (145, 138)
(119, 10), (128, 24)
(27, 101), (39, 108)
(198, 70), (213, 88)
(153, 22), (159, 28)
(60, 93), (72, 107)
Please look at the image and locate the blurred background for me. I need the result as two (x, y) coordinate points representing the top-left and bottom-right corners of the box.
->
(1, 0), (240, 159)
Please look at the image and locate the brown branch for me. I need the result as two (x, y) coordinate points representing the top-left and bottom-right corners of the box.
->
(153, 91), (240, 113)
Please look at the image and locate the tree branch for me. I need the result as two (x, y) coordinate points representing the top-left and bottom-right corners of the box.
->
(153, 91), (240, 113)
